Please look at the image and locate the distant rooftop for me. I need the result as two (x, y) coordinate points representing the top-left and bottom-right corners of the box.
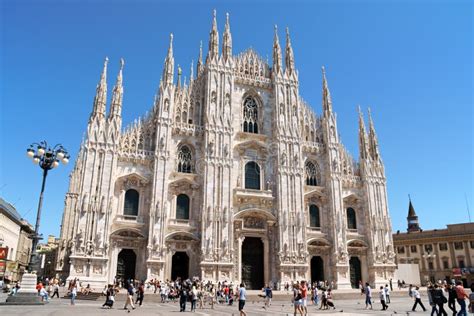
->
(0, 197), (23, 223)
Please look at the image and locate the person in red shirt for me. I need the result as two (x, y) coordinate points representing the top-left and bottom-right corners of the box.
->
(36, 282), (43, 293)
(455, 281), (468, 316)
(300, 280), (308, 316)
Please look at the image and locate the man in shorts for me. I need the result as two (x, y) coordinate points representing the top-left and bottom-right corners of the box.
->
(300, 280), (308, 315)
(238, 283), (247, 316)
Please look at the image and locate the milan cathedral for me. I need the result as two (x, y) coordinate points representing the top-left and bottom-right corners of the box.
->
(56, 11), (396, 289)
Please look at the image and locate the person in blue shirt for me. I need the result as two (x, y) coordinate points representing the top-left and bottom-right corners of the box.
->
(238, 283), (247, 316)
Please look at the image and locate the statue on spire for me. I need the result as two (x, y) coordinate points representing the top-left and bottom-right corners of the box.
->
(197, 40), (203, 74)
(162, 33), (175, 86)
(321, 66), (333, 116)
(358, 106), (369, 160)
(206, 9), (219, 63)
(285, 27), (295, 75)
(272, 25), (282, 75)
(222, 12), (232, 61)
(90, 56), (109, 121)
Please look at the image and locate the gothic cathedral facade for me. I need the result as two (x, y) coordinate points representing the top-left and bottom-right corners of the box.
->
(56, 11), (396, 289)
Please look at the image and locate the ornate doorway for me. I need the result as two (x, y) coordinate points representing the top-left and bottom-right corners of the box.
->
(311, 256), (324, 283)
(241, 237), (264, 289)
(117, 249), (136, 284)
(349, 256), (362, 289)
(171, 251), (189, 280)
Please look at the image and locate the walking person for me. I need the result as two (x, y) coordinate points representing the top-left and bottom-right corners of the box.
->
(123, 283), (136, 312)
(292, 282), (304, 316)
(102, 284), (115, 309)
(432, 284), (448, 316)
(319, 288), (328, 310)
(238, 283), (247, 316)
(364, 282), (373, 309)
(412, 286), (427, 312)
(326, 289), (336, 310)
(379, 286), (388, 311)
(51, 282), (60, 298)
(446, 283), (457, 316)
(428, 285), (439, 316)
(135, 282), (144, 306)
(455, 280), (468, 316)
(313, 285), (319, 307)
(384, 284), (390, 303)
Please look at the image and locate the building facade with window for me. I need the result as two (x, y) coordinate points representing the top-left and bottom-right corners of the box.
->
(393, 201), (474, 287)
(56, 12), (396, 289)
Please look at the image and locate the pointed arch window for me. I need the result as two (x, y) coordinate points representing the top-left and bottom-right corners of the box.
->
(309, 205), (320, 228)
(177, 145), (193, 173)
(347, 207), (357, 229)
(176, 194), (190, 220)
(124, 189), (139, 216)
(305, 161), (319, 186)
(245, 161), (260, 190)
(242, 96), (259, 134)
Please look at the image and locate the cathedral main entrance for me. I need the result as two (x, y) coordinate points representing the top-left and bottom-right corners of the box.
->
(311, 256), (324, 282)
(241, 237), (264, 289)
(117, 249), (136, 283)
(171, 252), (189, 280)
(349, 256), (362, 289)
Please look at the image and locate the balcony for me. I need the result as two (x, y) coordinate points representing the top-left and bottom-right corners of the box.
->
(114, 214), (144, 224)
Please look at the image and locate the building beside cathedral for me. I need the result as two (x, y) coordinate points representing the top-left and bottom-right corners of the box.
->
(56, 11), (396, 289)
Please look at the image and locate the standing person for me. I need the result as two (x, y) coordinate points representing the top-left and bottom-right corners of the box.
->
(179, 284), (188, 312)
(409, 284), (414, 298)
(70, 280), (77, 306)
(365, 282), (373, 310)
(427, 285), (438, 316)
(319, 288), (328, 310)
(446, 283), (457, 316)
(412, 286), (427, 312)
(238, 283), (247, 316)
(301, 280), (308, 316)
(455, 280), (468, 316)
(313, 285), (319, 307)
(135, 282), (144, 306)
(359, 280), (364, 295)
(379, 286), (388, 311)
(190, 285), (198, 312)
(123, 283), (136, 311)
(468, 282), (474, 314)
(432, 284), (448, 316)
(263, 284), (272, 309)
(384, 284), (390, 304)
(389, 279), (393, 292)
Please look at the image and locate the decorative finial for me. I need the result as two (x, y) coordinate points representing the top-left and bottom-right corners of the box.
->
(177, 64), (182, 76)
(322, 66), (326, 75)
(120, 58), (125, 70)
(226, 12), (229, 23)
(213, 9), (216, 19)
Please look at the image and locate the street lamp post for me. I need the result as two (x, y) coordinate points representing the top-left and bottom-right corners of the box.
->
(26, 141), (69, 273)
(422, 250), (437, 284)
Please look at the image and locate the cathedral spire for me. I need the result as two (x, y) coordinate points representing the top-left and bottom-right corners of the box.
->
(206, 9), (219, 63)
(162, 33), (174, 86)
(285, 27), (295, 75)
(358, 106), (369, 160)
(321, 66), (333, 117)
(367, 107), (381, 161)
(197, 40), (203, 74)
(407, 195), (421, 232)
(90, 57), (108, 120)
(272, 25), (282, 75)
(176, 64), (182, 88)
(109, 58), (124, 118)
(222, 12), (232, 61)
(190, 60), (194, 82)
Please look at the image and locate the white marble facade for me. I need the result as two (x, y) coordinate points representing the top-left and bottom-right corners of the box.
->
(56, 11), (396, 289)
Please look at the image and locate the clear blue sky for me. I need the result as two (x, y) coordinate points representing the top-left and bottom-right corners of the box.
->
(1, 0), (472, 239)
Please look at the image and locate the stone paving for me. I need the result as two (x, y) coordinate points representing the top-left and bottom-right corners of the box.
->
(0, 291), (438, 316)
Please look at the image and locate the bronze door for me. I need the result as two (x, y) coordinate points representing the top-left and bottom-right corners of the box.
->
(241, 237), (264, 289)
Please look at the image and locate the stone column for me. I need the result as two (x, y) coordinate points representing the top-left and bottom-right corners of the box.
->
(419, 244), (426, 271)
(463, 241), (472, 266)
(433, 242), (441, 270)
(449, 242), (456, 267)
(238, 236), (244, 282)
(263, 237), (269, 285)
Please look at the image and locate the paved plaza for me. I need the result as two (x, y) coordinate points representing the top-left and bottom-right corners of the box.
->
(0, 291), (438, 316)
